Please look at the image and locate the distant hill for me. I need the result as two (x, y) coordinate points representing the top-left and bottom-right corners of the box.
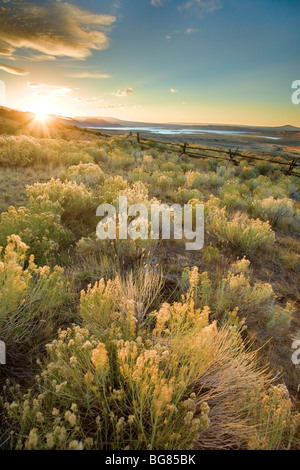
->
(57, 114), (300, 133)
(0, 107), (78, 138)
(1, 106), (299, 138)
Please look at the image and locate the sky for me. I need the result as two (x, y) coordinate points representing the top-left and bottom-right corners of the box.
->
(0, 0), (299, 126)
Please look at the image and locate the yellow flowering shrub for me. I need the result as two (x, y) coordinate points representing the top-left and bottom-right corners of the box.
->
(3, 268), (298, 450)
(80, 266), (163, 337)
(0, 133), (299, 451)
(0, 136), (50, 167)
(0, 201), (71, 265)
(98, 175), (129, 204)
(59, 163), (105, 188)
(79, 277), (122, 338)
(26, 178), (95, 223)
(181, 265), (293, 329)
(246, 384), (300, 450)
(3, 320), (211, 450)
(0, 235), (69, 373)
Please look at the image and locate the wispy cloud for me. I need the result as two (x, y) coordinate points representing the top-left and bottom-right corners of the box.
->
(0, 63), (29, 75)
(100, 104), (126, 109)
(68, 72), (111, 79)
(0, 42), (15, 57)
(26, 82), (72, 98)
(152, 0), (220, 13)
(28, 54), (56, 62)
(170, 88), (179, 93)
(0, 1), (116, 60)
(27, 82), (44, 89)
(73, 96), (102, 104)
(179, 0), (222, 14)
(151, 0), (166, 6)
(86, 97), (99, 103)
(186, 28), (199, 34)
(112, 87), (134, 97)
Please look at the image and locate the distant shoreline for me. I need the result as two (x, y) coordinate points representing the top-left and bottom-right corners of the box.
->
(88, 126), (300, 157)
(87, 126), (281, 140)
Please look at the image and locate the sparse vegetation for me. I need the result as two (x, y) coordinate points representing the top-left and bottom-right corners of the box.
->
(0, 131), (299, 450)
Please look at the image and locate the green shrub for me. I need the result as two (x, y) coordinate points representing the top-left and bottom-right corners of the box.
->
(219, 181), (252, 211)
(251, 197), (295, 228)
(61, 150), (94, 166)
(175, 188), (203, 205)
(238, 163), (260, 180)
(207, 208), (275, 255)
(203, 246), (220, 263)
(192, 171), (224, 189)
(253, 175), (297, 200)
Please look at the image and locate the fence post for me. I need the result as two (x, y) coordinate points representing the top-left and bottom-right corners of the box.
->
(229, 148), (239, 166)
(137, 132), (140, 143)
(183, 142), (187, 154)
(286, 159), (296, 175)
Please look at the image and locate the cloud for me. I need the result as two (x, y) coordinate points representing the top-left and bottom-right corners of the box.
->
(100, 104), (126, 109)
(112, 87), (134, 97)
(28, 54), (56, 61)
(35, 87), (72, 99)
(165, 35), (172, 40)
(186, 28), (199, 34)
(179, 0), (222, 14)
(170, 88), (179, 93)
(151, 0), (166, 6)
(0, 1), (116, 60)
(68, 72), (111, 79)
(0, 63), (29, 75)
(86, 97), (98, 103)
(27, 82), (44, 88)
(73, 96), (102, 104)
(0, 41), (15, 57)
(25, 82), (72, 98)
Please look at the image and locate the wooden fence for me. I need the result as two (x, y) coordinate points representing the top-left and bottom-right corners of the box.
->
(135, 132), (300, 178)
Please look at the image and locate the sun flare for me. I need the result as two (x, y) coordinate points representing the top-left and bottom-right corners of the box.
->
(30, 102), (55, 122)
(34, 111), (48, 122)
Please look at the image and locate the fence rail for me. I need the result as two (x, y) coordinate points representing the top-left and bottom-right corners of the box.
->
(135, 132), (300, 177)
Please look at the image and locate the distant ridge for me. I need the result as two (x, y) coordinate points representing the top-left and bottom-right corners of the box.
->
(56, 115), (300, 133)
(0, 107), (299, 134)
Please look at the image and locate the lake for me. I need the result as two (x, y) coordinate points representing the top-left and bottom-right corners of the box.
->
(90, 126), (281, 140)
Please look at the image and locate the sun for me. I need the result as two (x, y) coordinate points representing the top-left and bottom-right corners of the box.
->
(30, 102), (58, 122)
(35, 111), (48, 122)
(27, 102), (56, 137)
(31, 103), (50, 122)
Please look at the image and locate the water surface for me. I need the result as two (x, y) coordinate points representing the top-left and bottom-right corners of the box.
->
(91, 126), (281, 140)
